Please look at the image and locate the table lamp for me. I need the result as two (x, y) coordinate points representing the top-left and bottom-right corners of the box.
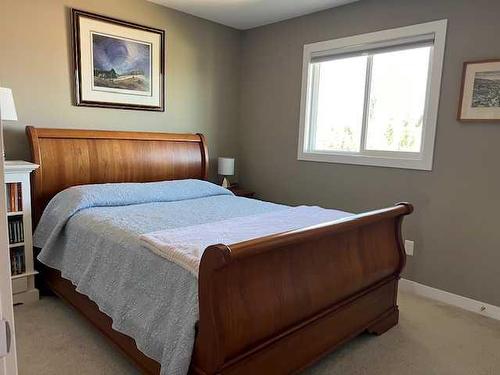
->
(218, 157), (234, 188)
(0, 88), (18, 122)
(0, 88), (18, 159)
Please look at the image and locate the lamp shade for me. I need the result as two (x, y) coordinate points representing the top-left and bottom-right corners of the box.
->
(218, 157), (234, 176)
(0, 87), (18, 121)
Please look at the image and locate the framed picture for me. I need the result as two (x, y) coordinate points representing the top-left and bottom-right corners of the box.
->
(72, 9), (165, 111)
(458, 59), (500, 121)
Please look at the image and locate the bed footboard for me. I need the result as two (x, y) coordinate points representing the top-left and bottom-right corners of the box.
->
(192, 203), (412, 375)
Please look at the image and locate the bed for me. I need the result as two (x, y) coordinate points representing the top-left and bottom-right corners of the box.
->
(27, 126), (412, 375)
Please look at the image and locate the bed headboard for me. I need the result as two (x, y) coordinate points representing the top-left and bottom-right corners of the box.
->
(26, 126), (209, 222)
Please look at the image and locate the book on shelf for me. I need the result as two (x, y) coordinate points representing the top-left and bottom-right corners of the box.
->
(6, 182), (22, 212)
(10, 247), (25, 276)
(8, 217), (24, 244)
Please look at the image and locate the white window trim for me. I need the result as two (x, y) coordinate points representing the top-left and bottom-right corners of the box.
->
(297, 20), (447, 171)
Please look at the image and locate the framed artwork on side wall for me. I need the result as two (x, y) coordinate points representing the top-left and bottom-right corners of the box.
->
(458, 59), (500, 121)
(72, 9), (165, 111)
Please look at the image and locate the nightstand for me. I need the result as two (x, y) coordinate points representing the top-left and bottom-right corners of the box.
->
(228, 184), (255, 198)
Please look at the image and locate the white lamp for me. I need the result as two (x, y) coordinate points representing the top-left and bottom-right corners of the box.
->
(218, 157), (234, 188)
(0, 88), (18, 121)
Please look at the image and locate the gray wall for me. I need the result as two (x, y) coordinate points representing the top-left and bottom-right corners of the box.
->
(2, 0), (499, 306)
(0, 0), (241, 179)
(239, 0), (500, 306)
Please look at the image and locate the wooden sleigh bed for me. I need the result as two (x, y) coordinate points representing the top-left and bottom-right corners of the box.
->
(27, 126), (412, 375)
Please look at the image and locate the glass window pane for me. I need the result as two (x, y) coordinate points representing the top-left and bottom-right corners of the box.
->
(312, 55), (368, 152)
(365, 46), (431, 153)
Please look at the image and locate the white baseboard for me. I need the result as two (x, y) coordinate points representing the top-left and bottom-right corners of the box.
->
(399, 278), (500, 321)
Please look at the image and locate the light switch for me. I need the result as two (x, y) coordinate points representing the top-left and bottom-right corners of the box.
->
(404, 240), (414, 256)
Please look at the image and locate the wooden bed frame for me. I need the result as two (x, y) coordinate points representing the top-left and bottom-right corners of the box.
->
(26, 126), (413, 375)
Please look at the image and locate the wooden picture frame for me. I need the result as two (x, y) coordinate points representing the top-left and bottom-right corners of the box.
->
(72, 9), (165, 111)
(458, 59), (500, 122)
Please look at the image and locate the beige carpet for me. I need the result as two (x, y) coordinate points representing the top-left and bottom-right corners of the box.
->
(14, 291), (500, 374)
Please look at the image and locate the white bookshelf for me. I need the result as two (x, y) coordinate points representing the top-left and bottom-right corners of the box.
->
(5, 161), (39, 304)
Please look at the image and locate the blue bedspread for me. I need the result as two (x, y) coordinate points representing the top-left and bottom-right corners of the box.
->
(34, 179), (286, 375)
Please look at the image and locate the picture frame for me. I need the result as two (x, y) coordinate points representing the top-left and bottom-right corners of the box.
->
(458, 59), (500, 122)
(72, 9), (165, 111)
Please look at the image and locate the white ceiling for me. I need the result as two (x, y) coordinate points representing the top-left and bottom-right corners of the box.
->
(149, 0), (359, 30)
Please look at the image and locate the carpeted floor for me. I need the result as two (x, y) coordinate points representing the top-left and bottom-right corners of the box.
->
(14, 291), (500, 375)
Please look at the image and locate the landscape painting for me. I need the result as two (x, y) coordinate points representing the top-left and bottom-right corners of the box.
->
(72, 9), (165, 111)
(472, 71), (500, 108)
(92, 33), (151, 94)
(458, 60), (500, 121)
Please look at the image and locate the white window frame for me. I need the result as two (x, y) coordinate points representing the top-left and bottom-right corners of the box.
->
(297, 20), (447, 170)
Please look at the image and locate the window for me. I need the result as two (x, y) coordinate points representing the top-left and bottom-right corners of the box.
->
(298, 20), (447, 170)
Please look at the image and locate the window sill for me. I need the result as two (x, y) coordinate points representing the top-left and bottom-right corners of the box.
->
(297, 151), (433, 171)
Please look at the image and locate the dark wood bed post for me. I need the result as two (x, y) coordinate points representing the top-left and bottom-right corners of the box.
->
(196, 133), (209, 181)
(26, 126), (413, 375)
